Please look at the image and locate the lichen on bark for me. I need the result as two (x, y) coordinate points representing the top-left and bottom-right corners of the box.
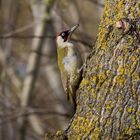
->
(67, 0), (140, 139)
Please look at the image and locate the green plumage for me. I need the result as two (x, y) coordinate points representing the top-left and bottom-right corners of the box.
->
(57, 46), (82, 108)
(57, 47), (68, 72)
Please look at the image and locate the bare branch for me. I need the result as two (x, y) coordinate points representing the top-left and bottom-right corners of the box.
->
(0, 109), (71, 125)
(87, 0), (104, 7)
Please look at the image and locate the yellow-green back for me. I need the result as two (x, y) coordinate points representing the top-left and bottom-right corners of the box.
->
(57, 47), (68, 72)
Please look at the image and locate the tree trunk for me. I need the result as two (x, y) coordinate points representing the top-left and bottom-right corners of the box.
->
(45, 0), (140, 139)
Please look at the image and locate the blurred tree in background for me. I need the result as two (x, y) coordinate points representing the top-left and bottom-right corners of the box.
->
(0, 0), (104, 139)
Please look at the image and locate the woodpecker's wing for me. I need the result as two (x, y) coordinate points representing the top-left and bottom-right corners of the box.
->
(59, 69), (76, 106)
(57, 47), (68, 72)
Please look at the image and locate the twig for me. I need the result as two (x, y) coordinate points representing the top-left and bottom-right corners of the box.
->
(1, 21), (40, 37)
(0, 109), (71, 125)
(0, 35), (55, 39)
(0, 35), (93, 47)
(87, 0), (104, 7)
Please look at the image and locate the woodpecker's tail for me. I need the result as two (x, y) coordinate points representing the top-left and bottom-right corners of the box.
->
(68, 85), (76, 110)
(65, 75), (76, 110)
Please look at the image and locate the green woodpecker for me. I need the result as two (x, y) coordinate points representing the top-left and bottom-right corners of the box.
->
(56, 24), (82, 109)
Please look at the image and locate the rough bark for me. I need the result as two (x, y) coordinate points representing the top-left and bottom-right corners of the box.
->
(45, 0), (140, 139)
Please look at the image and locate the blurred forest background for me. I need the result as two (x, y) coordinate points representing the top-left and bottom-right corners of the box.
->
(0, 0), (104, 139)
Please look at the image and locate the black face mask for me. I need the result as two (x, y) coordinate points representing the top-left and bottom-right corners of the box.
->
(59, 30), (69, 42)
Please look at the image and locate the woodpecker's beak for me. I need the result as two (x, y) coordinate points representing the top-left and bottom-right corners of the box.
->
(69, 24), (79, 35)
(67, 24), (79, 40)
(68, 24), (79, 35)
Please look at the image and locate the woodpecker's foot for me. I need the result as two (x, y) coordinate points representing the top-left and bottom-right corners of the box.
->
(77, 63), (86, 74)
(65, 116), (75, 134)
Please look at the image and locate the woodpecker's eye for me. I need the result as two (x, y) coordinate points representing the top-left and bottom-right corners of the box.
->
(59, 30), (69, 42)
(61, 32), (65, 37)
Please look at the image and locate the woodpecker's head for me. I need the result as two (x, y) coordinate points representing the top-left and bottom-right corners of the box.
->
(56, 24), (79, 48)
